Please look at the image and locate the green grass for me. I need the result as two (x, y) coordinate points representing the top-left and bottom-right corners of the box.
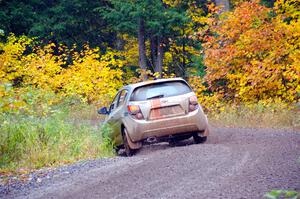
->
(264, 190), (300, 199)
(0, 92), (114, 174)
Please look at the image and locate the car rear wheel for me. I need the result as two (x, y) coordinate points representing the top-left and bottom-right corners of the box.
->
(193, 133), (207, 144)
(122, 129), (137, 157)
(168, 139), (177, 147)
(114, 145), (122, 155)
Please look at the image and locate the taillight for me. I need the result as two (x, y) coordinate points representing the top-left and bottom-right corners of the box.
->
(189, 96), (199, 112)
(127, 105), (144, 120)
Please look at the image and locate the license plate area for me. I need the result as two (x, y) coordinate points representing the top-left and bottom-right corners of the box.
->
(149, 105), (185, 120)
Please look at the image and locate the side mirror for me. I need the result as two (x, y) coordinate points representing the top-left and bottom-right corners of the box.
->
(98, 107), (109, 115)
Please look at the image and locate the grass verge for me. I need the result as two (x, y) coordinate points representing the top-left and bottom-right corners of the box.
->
(208, 102), (300, 130)
(0, 93), (114, 175)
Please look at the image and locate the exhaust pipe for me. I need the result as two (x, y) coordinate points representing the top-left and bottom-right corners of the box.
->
(146, 136), (157, 143)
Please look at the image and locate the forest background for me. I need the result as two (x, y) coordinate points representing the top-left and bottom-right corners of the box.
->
(0, 0), (299, 172)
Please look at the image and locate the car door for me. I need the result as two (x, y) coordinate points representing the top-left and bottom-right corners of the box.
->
(106, 90), (128, 145)
(105, 92), (120, 140)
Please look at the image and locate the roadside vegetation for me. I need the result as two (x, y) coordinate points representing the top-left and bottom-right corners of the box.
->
(0, 0), (299, 173)
(209, 102), (299, 130)
(0, 86), (114, 174)
(264, 190), (300, 199)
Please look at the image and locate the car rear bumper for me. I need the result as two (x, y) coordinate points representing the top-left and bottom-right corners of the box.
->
(123, 107), (208, 142)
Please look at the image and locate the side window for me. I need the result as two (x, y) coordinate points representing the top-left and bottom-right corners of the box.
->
(117, 90), (128, 107)
(109, 92), (120, 113)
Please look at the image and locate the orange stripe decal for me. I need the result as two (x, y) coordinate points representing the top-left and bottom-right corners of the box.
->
(151, 98), (161, 119)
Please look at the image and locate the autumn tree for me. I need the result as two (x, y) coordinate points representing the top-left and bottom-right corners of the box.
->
(0, 35), (124, 104)
(202, 0), (300, 103)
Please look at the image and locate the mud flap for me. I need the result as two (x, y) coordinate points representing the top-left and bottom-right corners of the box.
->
(203, 115), (210, 137)
(203, 125), (210, 137)
(125, 130), (142, 149)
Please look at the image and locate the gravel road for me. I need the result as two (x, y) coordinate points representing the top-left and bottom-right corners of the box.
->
(1, 127), (300, 199)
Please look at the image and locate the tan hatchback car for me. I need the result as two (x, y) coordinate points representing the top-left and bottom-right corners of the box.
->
(98, 78), (209, 156)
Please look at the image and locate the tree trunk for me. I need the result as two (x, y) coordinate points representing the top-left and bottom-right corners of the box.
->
(182, 28), (186, 77)
(138, 18), (148, 79)
(150, 36), (157, 71)
(155, 37), (164, 76)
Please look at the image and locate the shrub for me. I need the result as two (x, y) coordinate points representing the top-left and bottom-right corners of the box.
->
(0, 88), (114, 173)
(0, 34), (124, 105)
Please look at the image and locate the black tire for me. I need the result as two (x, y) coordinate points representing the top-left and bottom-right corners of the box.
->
(114, 145), (122, 155)
(168, 139), (177, 147)
(122, 129), (136, 157)
(193, 134), (207, 144)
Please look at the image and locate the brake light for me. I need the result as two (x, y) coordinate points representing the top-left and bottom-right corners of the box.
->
(127, 105), (144, 120)
(189, 96), (199, 112)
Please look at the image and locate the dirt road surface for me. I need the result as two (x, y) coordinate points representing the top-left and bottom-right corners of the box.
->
(2, 127), (300, 199)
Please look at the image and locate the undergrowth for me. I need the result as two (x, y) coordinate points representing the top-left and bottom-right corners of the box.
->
(0, 88), (114, 174)
(208, 102), (300, 130)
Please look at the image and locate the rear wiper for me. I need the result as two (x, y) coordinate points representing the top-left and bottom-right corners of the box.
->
(147, 94), (164, 100)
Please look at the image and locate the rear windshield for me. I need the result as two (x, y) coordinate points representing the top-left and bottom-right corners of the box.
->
(130, 81), (192, 101)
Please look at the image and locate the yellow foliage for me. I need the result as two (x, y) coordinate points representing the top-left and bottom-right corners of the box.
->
(122, 34), (139, 67)
(0, 34), (32, 84)
(60, 47), (124, 104)
(188, 76), (225, 113)
(22, 43), (64, 91)
(0, 34), (124, 106)
(162, 0), (183, 7)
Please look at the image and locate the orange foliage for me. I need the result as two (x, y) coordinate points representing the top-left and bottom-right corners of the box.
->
(202, 0), (300, 103)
